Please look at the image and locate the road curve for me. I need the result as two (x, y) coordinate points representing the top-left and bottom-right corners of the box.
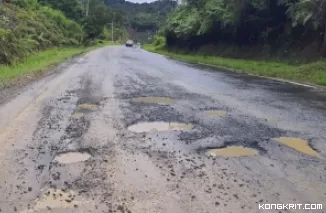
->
(0, 46), (325, 213)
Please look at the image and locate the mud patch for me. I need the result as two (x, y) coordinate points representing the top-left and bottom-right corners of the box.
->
(70, 112), (84, 119)
(76, 96), (104, 110)
(205, 110), (227, 117)
(206, 146), (259, 157)
(24, 188), (82, 212)
(131, 97), (175, 105)
(273, 137), (322, 159)
(128, 122), (193, 133)
(78, 104), (98, 110)
(53, 151), (91, 164)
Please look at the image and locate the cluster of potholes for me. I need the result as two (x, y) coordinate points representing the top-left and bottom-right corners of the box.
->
(127, 96), (323, 159)
(22, 94), (322, 213)
(52, 97), (100, 164)
(19, 96), (101, 213)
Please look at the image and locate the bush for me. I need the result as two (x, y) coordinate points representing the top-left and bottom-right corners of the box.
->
(0, 2), (84, 64)
(152, 35), (166, 48)
(13, 0), (39, 9)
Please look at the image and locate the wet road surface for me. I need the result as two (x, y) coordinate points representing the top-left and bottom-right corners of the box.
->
(0, 46), (325, 213)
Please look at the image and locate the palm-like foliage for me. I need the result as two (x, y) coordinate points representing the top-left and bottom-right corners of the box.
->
(282, 0), (326, 54)
(164, 0), (326, 55)
(282, 0), (325, 28)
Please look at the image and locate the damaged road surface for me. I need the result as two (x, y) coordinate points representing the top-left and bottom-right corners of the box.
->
(0, 46), (325, 213)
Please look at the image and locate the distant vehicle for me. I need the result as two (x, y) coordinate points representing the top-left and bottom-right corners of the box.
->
(125, 40), (134, 47)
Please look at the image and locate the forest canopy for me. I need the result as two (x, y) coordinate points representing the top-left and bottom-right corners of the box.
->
(163, 0), (326, 57)
(103, 0), (177, 36)
(0, 0), (128, 64)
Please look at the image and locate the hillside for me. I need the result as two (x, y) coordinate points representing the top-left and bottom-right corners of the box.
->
(0, 0), (128, 65)
(103, 0), (177, 40)
(0, 1), (84, 64)
(145, 0), (326, 86)
(163, 0), (326, 60)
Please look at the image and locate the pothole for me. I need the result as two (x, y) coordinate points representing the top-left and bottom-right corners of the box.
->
(78, 104), (98, 110)
(70, 112), (84, 119)
(273, 137), (322, 159)
(24, 188), (82, 212)
(53, 151), (91, 164)
(127, 122), (193, 133)
(206, 146), (259, 157)
(131, 97), (175, 105)
(205, 110), (227, 117)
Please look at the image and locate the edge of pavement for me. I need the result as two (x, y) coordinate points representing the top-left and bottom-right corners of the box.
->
(0, 43), (119, 106)
(143, 48), (326, 91)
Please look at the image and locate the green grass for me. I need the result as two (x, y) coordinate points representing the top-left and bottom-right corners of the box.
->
(0, 41), (115, 86)
(144, 45), (326, 86)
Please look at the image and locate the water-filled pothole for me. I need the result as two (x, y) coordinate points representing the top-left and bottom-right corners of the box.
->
(205, 110), (227, 117)
(131, 97), (175, 105)
(78, 104), (98, 110)
(128, 122), (193, 133)
(26, 188), (81, 212)
(53, 151), (91, 164)
(206, 146), (259, 157)
(70, 112), (84, 119)
(272, 137), (322, 158)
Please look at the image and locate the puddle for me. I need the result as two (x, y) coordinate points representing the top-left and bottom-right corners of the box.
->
(273, 137), (322, 158)
(205, 110), (227, 117)
(70, 112), (84, 119)
(53, 151), (91, 164)
(206, 146), (259, 157)
(23, 188), (82, 212)
(78, 104), (98, 110)
(128, 122), (193, 133)
(131, 97), (175, 105)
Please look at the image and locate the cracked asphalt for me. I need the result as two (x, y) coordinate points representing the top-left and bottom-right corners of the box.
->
(0, 46), (325, 213)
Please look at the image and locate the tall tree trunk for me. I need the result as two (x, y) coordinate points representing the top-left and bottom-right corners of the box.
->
(322, 0), (326, 57)
(322, 25), (326, 57)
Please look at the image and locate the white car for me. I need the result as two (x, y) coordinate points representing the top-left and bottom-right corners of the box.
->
(125, 40), (134, 47)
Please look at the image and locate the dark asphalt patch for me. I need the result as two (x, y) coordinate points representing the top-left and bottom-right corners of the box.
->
(122, 105), (189, 128)
(64, 116), (90, 139)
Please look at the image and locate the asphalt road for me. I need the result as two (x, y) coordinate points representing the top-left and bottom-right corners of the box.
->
(0, 46), (325, 213)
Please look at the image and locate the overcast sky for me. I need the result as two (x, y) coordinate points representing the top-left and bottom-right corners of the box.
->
(127, 0), (156, 2)
(127, 0), (180, 3)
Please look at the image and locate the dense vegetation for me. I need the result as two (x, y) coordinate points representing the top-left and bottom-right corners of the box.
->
(0, 0), (128, 65)
(0, 1), (82, 64)
(103, 0), (177, 40)
(163, 0), (326, 59)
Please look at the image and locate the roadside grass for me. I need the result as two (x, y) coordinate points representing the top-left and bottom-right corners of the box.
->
(0, 41), (115, 86)
(144, 45), (326, 86)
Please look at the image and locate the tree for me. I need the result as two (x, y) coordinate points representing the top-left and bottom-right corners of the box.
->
(163, 0), (326, 56)
(282, 0), (326, 55)
(103, 0), (178, 34)
(83, 0), (114, 39)
(38, 0), (84, 22)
